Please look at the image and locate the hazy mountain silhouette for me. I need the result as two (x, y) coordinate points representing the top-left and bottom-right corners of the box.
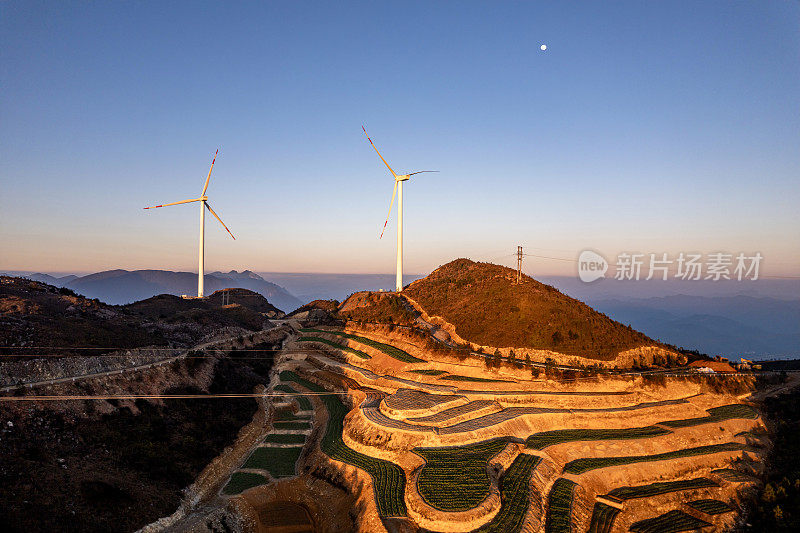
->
(592, 296), (800, 359)
(9, 269), (302, 312)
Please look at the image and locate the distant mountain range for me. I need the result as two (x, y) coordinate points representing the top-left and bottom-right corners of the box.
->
(5, 268), (798, 360)
(5, 270), (302, 312)
(588, 295), (800, 360)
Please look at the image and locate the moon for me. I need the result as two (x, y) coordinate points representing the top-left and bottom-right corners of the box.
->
(540, 44), (547, 51)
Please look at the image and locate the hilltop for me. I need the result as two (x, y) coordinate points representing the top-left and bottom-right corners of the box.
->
(403, 258), (662, 360)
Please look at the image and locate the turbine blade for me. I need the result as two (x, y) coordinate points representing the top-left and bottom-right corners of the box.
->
(362, 126), (397, 177)
(143, 198), (203, 209)
(379, 180), (398, 239)
(205, 202), (235, 240)
(408, 170), (439, 176)
(201, 149), (219, 196)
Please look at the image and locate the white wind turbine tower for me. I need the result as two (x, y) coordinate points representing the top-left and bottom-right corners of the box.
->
(362, 126), (437, 292)
(143, 150), (235, 298)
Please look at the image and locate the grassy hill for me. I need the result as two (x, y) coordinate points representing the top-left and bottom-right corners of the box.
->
(404, 259), (659, 359)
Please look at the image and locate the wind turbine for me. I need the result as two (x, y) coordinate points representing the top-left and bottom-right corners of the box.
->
(362, 126), (437, 292)
(143, 150), (235, 298)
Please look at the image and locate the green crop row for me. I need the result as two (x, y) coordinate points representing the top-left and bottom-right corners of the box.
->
(659, 403), (758, 429)
(301, 328), (424, 363)
(629, 510), (711, 533)
(607, 477), (718, 500)
(242, 446), (302, 478)
(545, 478), (577, 533)
(298, 336), (371, 359)
(409, 369), (448, 375)
(563, 442), (745, 474)
(476, 454), (541, 533)
(222, 472), (268, 495)
(687, 499), (734, 515)
(526, 425), (670, 450)
(439, 374), (513, 383)
(587, 502), (621, 533)
(279, 370), (407, 517)
(413, 439), (509, 512)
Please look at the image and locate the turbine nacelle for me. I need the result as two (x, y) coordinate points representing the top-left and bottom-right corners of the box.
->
(395, 174), (410, 182)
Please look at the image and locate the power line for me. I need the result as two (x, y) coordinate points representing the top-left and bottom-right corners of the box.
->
(0, 391), (348, 402)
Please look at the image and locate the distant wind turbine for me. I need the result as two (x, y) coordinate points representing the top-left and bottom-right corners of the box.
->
(143, 150), (235, 298)
(362, 126), (437, 292)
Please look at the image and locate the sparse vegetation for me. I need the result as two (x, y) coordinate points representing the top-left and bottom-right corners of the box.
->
(338, 292), (418, 324)
(740, 387), (800, 531)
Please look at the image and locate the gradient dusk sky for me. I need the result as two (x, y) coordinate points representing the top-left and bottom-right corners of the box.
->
(2, 1), (798, 277)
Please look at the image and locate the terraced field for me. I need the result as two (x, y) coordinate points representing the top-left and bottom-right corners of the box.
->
(606, 477), (718, 500)
(629, 509), (712, 532)
(228, 325), (764, 532)
(545, 478), (577, 533)
(298, 335), (371, 359)
(242, 447), (303, 478)
(712, 468), (756, 482)
(587, 502), (621, 533)
(687, 499), (734, 515)
(408, 400), (496, 423)
(526, 425), (670, 450)
(280, 370), (408, 517)
(563, 442), (746, 474)
(384, 388), (464, 411)
(222, 472), (268, 495)
(300, 328), (424, 363)
(475, 454), (542, 533)
(413, 439), (509, 511)
(264, 433), (307, 445)
(438, 374), (514, 383)
(274, 383), (313, 411)
(658, 403), (758, 428)
(409, 369), (448, 376)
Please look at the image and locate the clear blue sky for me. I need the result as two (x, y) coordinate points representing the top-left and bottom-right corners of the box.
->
(2, 1), (798, 277)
